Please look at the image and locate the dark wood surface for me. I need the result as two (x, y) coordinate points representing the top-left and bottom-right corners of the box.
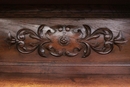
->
(0, 18), (130, 74)
(0, 5), (130, 18)
(0, 0), (130, 4)
(0, 73), (130, 87)
(0, 5), (129, 75)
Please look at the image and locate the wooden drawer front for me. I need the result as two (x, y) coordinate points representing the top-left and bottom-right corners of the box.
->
(0, 18), (129, 74)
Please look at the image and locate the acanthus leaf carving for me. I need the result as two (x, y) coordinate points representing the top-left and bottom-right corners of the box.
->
(7, 24), (127, 58)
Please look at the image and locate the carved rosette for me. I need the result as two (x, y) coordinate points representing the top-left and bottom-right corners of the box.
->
(7, 24), (127, 58)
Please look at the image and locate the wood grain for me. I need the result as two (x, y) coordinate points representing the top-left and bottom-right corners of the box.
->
(0, 5), (130, 18)
(0, 5), (130, 75)
(0, 73), (130, 87)
(0, 18), (130, 74)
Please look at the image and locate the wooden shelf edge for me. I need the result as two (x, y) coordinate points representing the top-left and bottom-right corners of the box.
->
(0, 62), (129, 74)
(0, 5), (130, 18)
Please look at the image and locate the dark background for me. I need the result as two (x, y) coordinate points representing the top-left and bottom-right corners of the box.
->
(0, 0), (130, 4)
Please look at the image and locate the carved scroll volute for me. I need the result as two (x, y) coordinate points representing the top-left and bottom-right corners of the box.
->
(7, 24), (127, 58)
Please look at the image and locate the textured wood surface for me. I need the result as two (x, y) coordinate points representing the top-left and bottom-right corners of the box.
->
(0, 5), (130, 18)
(0, 5), (129, 74)
(0, 73), (130, 87)
(0, 18), (130, 74)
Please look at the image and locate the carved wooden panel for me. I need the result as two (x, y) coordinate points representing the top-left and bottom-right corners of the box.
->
(0, 4), (130, 74)
(7, 24), (126, 58)
(0, 18), (130, 74)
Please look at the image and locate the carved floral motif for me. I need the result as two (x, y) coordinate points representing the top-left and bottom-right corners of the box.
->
(7, 25), (127, 58)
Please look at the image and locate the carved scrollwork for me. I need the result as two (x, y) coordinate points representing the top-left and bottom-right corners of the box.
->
(79, 25), (127, 58)
(7, 24), (127, 58)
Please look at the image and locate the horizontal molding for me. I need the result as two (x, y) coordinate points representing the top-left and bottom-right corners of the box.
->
(0, 62), (130, 67)
(0, 5), (130, 18)
(0, 62), (130, 74)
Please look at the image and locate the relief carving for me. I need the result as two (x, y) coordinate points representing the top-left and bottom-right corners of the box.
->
(7, 25), (127, 58)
